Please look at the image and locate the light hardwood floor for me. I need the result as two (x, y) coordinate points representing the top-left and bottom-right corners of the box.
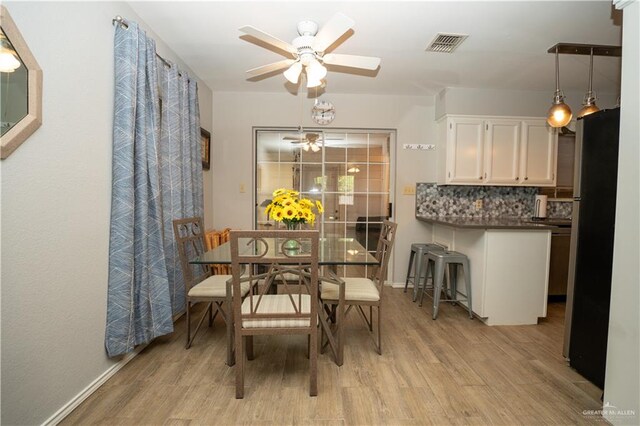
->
(63, 288), (604, 425)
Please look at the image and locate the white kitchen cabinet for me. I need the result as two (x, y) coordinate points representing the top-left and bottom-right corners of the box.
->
(437, 115), (558, 187)
(484, 120), (521, 184)
(445, 117), (484, 184)
(519, 119), (557, 186)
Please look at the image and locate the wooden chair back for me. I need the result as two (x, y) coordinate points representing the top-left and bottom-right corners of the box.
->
(369, 220), (398, 294)
(229, 230), (319, 331)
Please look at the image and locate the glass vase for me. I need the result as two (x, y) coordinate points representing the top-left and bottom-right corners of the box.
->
(283, 221), (301, 251)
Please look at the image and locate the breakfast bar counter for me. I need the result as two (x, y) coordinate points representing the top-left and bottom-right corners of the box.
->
(416, 215), (563, 229)
(416, 214), (553, 326)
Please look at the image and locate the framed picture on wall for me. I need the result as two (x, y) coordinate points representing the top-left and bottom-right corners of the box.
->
(201, 128), (211, 170)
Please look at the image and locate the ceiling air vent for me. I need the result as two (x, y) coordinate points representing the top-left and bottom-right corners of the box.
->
(426, 33), (468, 53)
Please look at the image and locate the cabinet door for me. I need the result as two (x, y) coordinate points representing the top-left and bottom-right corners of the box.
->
(484, 120), (521, 184)
(520, 120), (557, 186)
(447, 118), (484, 184)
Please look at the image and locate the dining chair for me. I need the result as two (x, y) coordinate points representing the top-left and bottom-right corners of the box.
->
(320, 220), (398, 362)
(229, 230), (319, 399)
(173, 217), (252, 366)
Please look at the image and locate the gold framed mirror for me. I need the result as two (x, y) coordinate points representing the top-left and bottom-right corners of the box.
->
(0, 5), (42, 159)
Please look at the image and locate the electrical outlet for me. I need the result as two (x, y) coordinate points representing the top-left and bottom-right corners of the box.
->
(240, 183), (246, 193)
(475, 199), (483, 210)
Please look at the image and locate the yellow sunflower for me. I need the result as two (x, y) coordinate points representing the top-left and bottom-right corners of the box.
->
(299, 198), (313, 209)
(283, 205), (298, 220)
(270, 205), (284, 221)
(265, 188), (324, 226)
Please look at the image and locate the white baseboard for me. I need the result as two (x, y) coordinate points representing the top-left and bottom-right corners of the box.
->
(42, 344), (147, 426)
(391, 282), (411, 289)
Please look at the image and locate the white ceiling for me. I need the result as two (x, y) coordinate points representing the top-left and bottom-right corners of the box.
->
(129, 1), (623, 96)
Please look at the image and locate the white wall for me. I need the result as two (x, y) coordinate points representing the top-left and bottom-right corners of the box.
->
(210, 87), (610, 285)
(211, 91), (436, 283)
(604, 2), (640, 424)
(0, 2), (213, 424)
(199, 86), (214, 229)
(436, 87), (619, 121)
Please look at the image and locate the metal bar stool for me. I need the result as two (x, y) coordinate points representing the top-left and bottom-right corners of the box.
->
(418, 250), (473, 320)
(404, 243), (445, 302)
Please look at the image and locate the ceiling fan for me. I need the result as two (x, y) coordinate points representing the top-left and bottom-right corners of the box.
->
(239, 13), (381, 88)
(282, 128), (343, 152)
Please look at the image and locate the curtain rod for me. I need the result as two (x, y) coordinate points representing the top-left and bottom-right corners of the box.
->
(112, 15), (173, 69)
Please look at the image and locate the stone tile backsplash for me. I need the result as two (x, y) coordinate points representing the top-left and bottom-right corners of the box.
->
(547, 200), (573, 218)
(416, 183), (572, 219)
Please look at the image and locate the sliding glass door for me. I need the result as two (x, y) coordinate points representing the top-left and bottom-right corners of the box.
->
(255, 128), (394, 278)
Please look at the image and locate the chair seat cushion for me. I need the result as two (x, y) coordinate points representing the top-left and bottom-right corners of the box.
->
(275, 272), (306, 282)
(241, 294), (311, 328)
(321, 277), (380, 302)
(188, 275), (250, 298)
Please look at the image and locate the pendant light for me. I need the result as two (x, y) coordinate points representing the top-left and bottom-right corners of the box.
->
(547, 46), (572, 128)
(577, 48), (600, 118)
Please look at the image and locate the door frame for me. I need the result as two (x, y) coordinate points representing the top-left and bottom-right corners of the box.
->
(252, 126), (397, 278)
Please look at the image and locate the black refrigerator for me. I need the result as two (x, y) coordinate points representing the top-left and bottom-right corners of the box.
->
(563, 108), (620, 389)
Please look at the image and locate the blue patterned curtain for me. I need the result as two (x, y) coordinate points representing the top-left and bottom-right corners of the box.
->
(106, 21), (203, 357)
(158, 64), (203, 316)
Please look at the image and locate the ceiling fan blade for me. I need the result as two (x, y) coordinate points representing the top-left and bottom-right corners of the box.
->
(246, 59), (296, 77)
(312, 13), (355, 53)
(239, 25), (297, 55)
(323, 53), (381, 70)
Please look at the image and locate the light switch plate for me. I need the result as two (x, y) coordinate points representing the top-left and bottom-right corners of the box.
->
(403, 185), (416, 195)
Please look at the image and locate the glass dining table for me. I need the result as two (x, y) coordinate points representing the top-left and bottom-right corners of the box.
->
(191, 236), (379, 267)
(191, 235), (379, 366)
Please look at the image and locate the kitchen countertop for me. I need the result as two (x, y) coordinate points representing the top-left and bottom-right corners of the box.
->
(416, 215), (571, 230)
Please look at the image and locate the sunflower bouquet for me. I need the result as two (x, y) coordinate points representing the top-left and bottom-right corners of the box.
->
(265, 188), (324, 228)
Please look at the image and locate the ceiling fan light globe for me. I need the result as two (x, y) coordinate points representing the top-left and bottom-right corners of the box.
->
(311, 143), (321, 152)
(283, 62), (302, 84)
(302, 143), (310, 151)
(306, 77), (322, 88)
(307, 61), (327, 81)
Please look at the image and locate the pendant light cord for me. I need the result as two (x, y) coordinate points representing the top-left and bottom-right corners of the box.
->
(588, 48), (594, 93)
(555, 46), (560, 93)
